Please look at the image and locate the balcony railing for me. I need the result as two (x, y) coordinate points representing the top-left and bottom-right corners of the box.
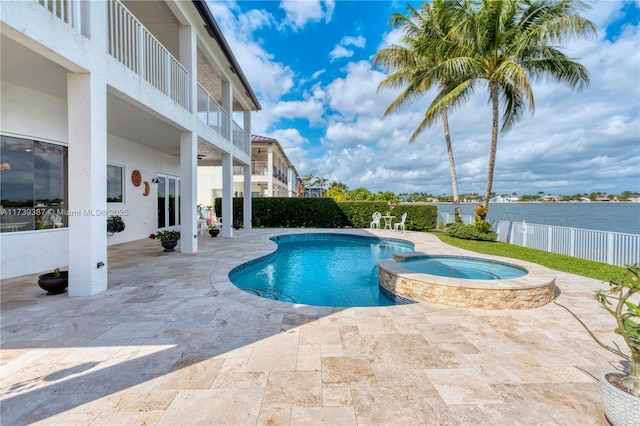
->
(197, 84), (227, 136)
(38, 0), (83, 33)
(107, 0), (189, 110)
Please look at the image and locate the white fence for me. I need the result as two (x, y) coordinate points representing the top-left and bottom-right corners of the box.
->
(440, 214), (640, 267)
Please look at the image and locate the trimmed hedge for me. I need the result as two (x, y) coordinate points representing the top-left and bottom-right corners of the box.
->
(445, 222), (497, 241)
(214, 198), (438, 231)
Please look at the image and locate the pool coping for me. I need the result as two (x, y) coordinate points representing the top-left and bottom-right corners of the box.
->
(378, 252), (557, 309)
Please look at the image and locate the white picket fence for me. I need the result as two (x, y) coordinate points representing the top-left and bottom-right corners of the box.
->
(439, 214), (640, 267)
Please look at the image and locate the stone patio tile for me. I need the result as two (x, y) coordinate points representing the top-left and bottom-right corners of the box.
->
(262, 371), (322, 407)
(211, 370), (269, 389)
(426, 368), (505, 405)
(382, 333), (447, 369)
(351, 385), (457, 425)
(157, 388), (263, 425)
(322, 386), (353, 406)
(245, 332), (298, 371)
(290, 406), (357, 425)
(321, 357), (377, 387)
(296, 343), (321, 371)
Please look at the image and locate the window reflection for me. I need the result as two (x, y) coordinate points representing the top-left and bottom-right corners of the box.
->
(0, 136), (68, 232)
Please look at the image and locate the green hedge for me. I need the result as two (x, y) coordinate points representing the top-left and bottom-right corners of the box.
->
(214, 198), (438, 231)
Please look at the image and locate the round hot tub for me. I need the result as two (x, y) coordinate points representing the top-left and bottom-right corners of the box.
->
(378, 253), (556, 309)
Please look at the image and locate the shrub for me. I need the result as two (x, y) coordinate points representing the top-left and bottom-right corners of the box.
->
(214, 198), (438, 230)
(446, 222), (497, 241)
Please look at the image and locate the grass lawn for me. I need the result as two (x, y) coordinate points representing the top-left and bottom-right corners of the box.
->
(431, 232), (628, 282)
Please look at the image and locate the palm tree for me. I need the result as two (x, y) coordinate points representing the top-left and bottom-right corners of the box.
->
(424, 0), (596, 211)
(373, 0), (465, 222)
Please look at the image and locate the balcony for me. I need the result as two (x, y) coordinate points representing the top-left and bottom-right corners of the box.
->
(37, 0), (250, 156)
(107, 0), (189, 109)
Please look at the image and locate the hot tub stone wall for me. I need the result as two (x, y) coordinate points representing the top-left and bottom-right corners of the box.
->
(378, 268), (556, 310)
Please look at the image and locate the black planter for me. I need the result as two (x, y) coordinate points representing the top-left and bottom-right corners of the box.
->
(208, 228), (220, 237)
(161, 240), (178, 252)
(38, 271), (68, 295)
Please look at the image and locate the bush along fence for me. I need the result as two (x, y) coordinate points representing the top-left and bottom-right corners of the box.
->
(214, 198), (438, 231)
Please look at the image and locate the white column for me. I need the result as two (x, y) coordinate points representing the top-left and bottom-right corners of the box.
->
(243, 164), (252, 229)
(67, 72), (108, 296)
(243, 111), (252, 229)
(221, 153), (233, 237)
(178, 24), (197, 252)
(221, 81), (234, 235)
(180, 132), (197, 252)
(267, 145), (274, 197)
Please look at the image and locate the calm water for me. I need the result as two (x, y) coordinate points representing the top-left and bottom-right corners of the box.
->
(436, 203), (640, 235)
(229, 234), (414, 307)
(401, 256), (527, 279)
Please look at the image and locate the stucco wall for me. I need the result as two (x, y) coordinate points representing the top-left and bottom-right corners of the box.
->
(106, 135), (180, 245)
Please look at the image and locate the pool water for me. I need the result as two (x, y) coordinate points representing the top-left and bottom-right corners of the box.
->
(228, 234), (414, 307)
(400, 256), (528, 279)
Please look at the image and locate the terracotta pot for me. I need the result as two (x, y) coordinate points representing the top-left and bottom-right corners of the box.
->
(37, 271), (68, 295)
(160, 240), (178, 252)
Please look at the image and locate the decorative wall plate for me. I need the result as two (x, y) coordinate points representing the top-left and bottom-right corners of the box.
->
(131, 170), (142, 187)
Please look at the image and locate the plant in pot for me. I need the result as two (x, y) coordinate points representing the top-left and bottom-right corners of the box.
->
(555, 265), (639, 426)
(149, 230), (181, 252)
(38, 267), (68, 295)
(208, 224), (220, 237)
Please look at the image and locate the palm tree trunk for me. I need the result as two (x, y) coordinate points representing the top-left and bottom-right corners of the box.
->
(483, 82), (500, 211)
(441, 110), (461, 222)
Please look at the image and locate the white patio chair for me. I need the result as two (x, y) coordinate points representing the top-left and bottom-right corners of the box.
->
(394, 212), (407, 233)
(370, 211), (382, 229)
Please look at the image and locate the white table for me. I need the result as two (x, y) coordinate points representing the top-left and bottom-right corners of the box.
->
(381, 215), (395, 230)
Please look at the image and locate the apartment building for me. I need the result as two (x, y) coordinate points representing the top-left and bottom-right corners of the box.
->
(0, 0), (260, 295)
(198, 134), (300, 206)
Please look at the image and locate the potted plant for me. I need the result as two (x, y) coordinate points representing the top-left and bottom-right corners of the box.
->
(37, 267), (68, 295)
(555, 265), (639, 426)
(107, 215), (125, 234)
(208, 225), (220, 237)
(149, 230), (181, 252)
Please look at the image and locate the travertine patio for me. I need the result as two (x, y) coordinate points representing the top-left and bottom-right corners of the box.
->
(1, 229), (618, 425)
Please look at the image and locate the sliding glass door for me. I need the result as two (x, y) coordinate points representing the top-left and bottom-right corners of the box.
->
(156, 174), (180, 229)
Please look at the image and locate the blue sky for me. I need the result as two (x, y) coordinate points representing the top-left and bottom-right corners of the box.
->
(209, 0), (640, 196)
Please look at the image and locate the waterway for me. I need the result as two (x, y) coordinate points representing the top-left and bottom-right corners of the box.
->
(435, 202), (640, 235)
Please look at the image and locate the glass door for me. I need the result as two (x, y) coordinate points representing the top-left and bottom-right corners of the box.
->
(157, 175), (180, 229)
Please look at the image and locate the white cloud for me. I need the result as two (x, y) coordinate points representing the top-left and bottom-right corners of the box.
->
(341, 35), (366, 48)
(279, 0), (335, 31)
(329, 45), (353, 61)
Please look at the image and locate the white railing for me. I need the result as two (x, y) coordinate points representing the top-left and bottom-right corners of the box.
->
(197, 84), (225, 135)
(502, 221), (640, 267)
(439, 214), (640, 266)
(440, 213), (474, 225)
(38, 0), (83, 33)
(107, 0), (189, 110)
(232, 120), (250, 154)
(197, 85), (249, 155)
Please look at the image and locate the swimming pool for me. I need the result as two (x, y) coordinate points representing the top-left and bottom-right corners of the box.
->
(400, 255), (527, 279)
(228, 233), (414, 307)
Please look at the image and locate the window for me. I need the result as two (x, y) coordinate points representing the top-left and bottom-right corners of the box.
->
(107, 164), (123, 203)
(0, 135), (68, 232)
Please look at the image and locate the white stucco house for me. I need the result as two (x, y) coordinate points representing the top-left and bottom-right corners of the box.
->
(197, 134), (300, 206)
(0, 0), (261, 295)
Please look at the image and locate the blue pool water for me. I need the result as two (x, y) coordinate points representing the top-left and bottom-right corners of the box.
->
(401, 256), (527, 279)
(228, 233), (414, 307)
